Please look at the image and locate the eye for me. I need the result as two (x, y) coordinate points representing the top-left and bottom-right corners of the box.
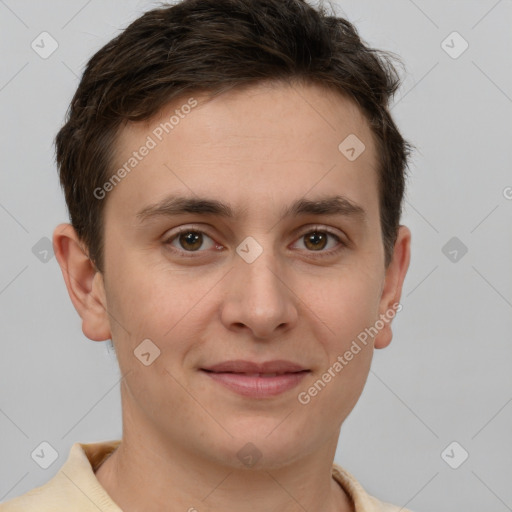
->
(292, 227), (346, 256)
(164, 227), (220, 256)
(163, 225), (346, 258)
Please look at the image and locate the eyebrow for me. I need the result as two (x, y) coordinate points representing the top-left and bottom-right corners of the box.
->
(136, 194), (366, 224)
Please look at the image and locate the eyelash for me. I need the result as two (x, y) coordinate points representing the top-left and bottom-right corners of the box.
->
(163, 225), (347, 259)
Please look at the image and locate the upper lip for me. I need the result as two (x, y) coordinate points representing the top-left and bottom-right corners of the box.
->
(201, 360), (308, 374)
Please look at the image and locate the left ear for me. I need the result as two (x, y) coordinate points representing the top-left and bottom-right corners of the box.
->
(374, 225), (411, 349)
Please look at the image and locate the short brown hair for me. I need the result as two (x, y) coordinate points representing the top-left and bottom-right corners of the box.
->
(55, 0), (413, 271)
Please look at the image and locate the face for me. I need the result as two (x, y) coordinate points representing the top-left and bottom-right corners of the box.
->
(90, 82), (407, 468)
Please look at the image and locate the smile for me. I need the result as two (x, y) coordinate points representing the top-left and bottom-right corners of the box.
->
(200, 369), (310, 398)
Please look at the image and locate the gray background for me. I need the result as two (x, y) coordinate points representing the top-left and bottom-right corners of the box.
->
(1, 0), (511, 510)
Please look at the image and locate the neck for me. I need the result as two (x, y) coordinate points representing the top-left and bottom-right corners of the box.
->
(95, 431), (354, 512)
(95, 386), (354, 512)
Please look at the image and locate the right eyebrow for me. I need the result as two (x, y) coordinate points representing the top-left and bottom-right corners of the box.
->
(136, 196), (236, 222)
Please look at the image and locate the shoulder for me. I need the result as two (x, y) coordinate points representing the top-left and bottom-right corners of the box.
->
(0, 440), (122, 512)
(0, 485), (55, 512)
(332, 462), (415, 512)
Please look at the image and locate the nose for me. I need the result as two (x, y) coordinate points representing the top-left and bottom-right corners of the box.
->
(220, 248), (299, 340)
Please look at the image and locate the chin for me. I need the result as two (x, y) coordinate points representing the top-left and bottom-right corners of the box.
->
(215, 424), (311, 470)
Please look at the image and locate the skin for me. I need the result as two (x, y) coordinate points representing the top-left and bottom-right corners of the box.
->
(54, 81), (410, 512)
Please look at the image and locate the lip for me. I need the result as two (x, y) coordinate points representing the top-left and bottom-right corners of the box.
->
(202, 359), (307, 374)
(200, 360), (310, 398)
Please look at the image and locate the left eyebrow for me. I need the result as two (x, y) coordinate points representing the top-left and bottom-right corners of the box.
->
(136, 194), (367, 223)
(282, 195), (366, 221)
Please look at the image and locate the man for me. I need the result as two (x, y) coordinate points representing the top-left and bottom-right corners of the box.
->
(0, 0), (413, 510)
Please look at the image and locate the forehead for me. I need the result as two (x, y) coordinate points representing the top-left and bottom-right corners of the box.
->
(106, 81), (379, 223)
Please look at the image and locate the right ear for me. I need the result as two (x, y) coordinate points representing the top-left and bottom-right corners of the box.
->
(53, 223), (111, 342)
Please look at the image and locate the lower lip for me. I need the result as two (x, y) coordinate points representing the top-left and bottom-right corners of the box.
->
(201, 370), (309, 398)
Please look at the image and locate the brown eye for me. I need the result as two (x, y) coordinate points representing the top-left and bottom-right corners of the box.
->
(165, 228), (217, 254)
(303, 231), (328, 251)
(292, 228), (346, 257)
(178, 231), (203, 251)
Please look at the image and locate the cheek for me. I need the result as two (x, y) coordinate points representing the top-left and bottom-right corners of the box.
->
(105, 252), (218, 366)
(104, 240), (178, 323)
(311, 267), (382, 345)
(299, 282), (378, 421)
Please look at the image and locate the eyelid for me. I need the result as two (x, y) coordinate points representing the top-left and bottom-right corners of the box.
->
(295, 224), (346, 242)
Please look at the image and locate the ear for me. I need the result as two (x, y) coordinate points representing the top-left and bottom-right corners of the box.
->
(53, 223), (111, 342)
(373, 225), (411, 349)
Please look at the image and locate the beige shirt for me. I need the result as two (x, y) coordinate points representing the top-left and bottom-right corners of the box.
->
(0, 440), (413, 511)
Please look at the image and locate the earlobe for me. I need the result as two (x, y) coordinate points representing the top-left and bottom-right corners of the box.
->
(374, 225), (411, 349)
(53, 223), (111, 342)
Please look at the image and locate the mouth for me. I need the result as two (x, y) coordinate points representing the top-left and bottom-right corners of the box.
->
(200, 360), (310, 398)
